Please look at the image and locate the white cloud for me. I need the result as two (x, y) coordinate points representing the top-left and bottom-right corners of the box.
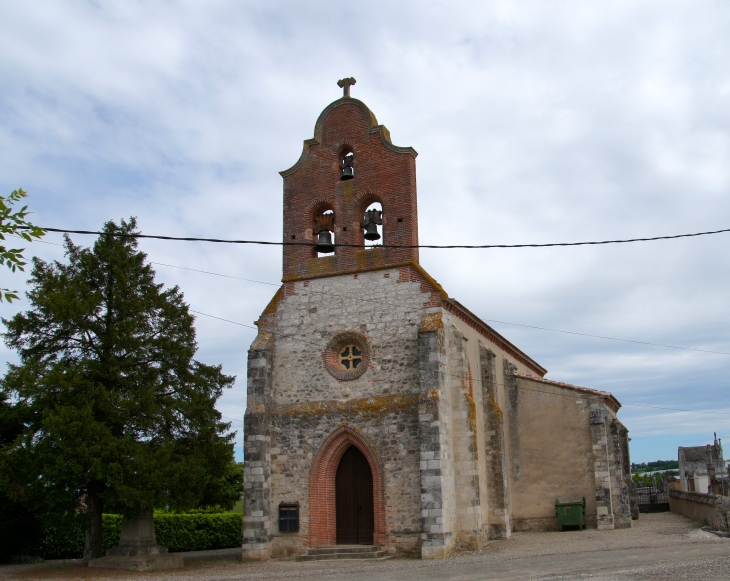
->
(2, 0), (730, 461)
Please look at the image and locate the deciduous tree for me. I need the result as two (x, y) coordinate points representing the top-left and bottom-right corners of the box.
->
(0, 189), (45, 302)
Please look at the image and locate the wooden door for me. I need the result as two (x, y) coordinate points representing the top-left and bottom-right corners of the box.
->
(335, 445), (374, 545)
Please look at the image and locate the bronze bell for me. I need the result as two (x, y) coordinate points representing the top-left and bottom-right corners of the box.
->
(340, 166), (354, 180)
(314, 230), (335, 253)
(363, 222), (381, 241)
(340, 153), (354, 181)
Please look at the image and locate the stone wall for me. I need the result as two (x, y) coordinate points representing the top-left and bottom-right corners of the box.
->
(502, 373), (598, 531)
(496, 374), (632, 532)
(669, 489), (730, 531)
(249, 267), (439, 558)
(243, 260), (632, 558)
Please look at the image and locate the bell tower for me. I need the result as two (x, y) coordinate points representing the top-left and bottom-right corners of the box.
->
(280, 79), (419, 282)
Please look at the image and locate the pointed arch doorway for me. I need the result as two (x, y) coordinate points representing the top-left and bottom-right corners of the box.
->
(309, 426), (386, 548)
(336, 445), (374, 544)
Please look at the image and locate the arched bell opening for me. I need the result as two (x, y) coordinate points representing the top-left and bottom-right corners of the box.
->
(339, 147), (355, 181)
(313, 207), (336, 257)
(361, 201), (383, 249)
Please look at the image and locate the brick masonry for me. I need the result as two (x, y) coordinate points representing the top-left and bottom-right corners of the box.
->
(280, 97), (419, 282)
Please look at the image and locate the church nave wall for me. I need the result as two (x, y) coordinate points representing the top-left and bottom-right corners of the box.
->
(267, 398), (423, 557)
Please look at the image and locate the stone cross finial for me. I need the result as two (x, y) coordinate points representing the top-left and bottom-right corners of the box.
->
(337, 77), (357, 97)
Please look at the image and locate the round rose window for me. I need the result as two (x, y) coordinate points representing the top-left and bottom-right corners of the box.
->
(323, 332), (371, 380)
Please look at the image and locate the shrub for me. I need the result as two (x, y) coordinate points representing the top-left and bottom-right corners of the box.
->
(155, 513), (242, 552)
(35, 513), (86, 560)
(34, 514), (123, 560)
(33, 512), (241, 560)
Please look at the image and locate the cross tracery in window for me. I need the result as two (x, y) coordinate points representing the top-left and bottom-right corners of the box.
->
(339, 345), (362, 370)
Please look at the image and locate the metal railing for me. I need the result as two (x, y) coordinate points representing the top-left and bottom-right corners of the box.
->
(636, 486), (670, 512)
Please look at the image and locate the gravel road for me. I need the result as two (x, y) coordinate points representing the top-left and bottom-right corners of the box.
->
(3, 512), (729, 581)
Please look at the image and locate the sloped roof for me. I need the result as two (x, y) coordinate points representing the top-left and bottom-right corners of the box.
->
(680, 446), (711, 463)
(513, 373), (621, 412)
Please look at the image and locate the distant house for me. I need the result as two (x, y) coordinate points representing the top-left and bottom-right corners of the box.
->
(666, 476), (680, 490)
(678, 433), (725, 493)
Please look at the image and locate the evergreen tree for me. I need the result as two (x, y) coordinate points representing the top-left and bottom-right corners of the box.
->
(0, 219), (236, 562)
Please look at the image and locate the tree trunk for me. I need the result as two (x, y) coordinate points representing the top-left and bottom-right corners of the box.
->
(82, 492), (104, 564)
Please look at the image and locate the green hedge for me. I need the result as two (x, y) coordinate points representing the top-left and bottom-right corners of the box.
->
(154, 513), (243, 552)
(35, 514), (122, 560)
(35, 513), (242, 560)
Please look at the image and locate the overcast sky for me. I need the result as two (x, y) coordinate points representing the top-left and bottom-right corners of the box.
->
(1, 1), (730, 464)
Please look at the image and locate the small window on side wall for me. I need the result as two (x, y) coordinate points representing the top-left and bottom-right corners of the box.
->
(279, 502), (299, 532)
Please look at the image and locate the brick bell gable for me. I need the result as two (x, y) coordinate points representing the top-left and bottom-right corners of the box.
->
(280, 96), (419, 281)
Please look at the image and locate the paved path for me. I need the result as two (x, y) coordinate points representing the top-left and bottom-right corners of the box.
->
(4, 513), (730, 580)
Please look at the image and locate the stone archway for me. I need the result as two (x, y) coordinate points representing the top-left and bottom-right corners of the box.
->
(309, 426), (386, 547)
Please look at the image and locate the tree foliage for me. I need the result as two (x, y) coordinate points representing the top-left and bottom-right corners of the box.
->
(0, 392), (42, 563)
(0, 219), (236, 560)
(0, 189), (46, 303)
(631, 460), (679, 473)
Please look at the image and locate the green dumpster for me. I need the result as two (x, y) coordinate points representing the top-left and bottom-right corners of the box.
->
(555, 497), (586, 530)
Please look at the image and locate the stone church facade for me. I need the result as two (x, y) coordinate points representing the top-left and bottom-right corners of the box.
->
(242, 84), (635, 561)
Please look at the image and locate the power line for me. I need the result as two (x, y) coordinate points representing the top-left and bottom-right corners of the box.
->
(170, 263), (729, 358)
(191, 307), (730, 417)
(221, 414), (243, 424)
(20, 224), (730, 249)
(619, 403), (730, 416)
(479, 319), (730, 357)
(22, 236), (730, 358)
(154, 262), (279, 286)
(24, 234), (730, 414)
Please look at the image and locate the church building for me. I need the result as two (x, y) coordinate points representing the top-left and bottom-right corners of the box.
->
(242, 80), (635, 561)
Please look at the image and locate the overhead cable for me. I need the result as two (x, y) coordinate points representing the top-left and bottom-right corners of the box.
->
(19, 225), (730, 249)
(20, 237), (730, 358)
(25, 235), (730, 415)
(173, 265), (729, 358)
(24, 240), (730, 422)
(190, 308), (730, 417)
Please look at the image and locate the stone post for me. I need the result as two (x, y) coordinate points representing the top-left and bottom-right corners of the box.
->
(242, 333), (275, 561)
(417, 323), (453, 559)
(590, 405), (614, 530)
(611, 423), (634, 527)
(621, 425), (640, 520)
(479, 344), (511, 539)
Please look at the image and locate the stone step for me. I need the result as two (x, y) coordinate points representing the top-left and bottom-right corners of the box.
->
(307, 545), (381, 556)
(297, 551), (390, 562)
(297, 546), (390, 561)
